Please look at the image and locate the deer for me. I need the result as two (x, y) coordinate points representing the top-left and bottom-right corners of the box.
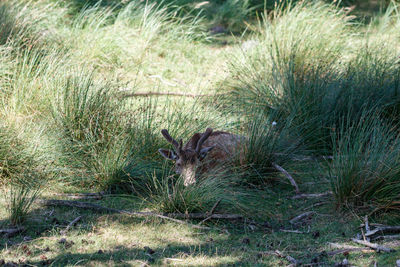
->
(158, 128), (243, 186)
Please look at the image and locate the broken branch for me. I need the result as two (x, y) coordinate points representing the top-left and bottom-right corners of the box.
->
(351, 238), (395, 252)
(365, 226), (400, 237)
(61, 216), (82, 235)
(274, 250), (298, 265)
(198, 199), (222, 226)
(280, 229), (305, 234)
(272, 163), (300, 194)
(208, 199), (221, 215)
(289, 211), (315, 225)
(364, 215), (370, 233)
(372, 234), (400, 241)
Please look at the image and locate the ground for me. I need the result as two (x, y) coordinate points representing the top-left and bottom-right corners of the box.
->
(2, 168), (400, 266)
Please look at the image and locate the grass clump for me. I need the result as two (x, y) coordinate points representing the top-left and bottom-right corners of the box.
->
(140, 167), (240, 214)
(329, 112), (400, 214)
(0, 0), (64, 52)
(5, 173), (42, 226)
(51, 69), (130, 188)
(226, 1), (400, 153)
(226, 2), (351, 151)
(236, 111), (307, 185)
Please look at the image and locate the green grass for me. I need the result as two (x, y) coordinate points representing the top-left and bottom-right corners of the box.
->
(329, 111), (400, 214)
(1, 0), (400, 266)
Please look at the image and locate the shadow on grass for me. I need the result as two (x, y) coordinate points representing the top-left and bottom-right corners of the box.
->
(25, 242), (245, 266)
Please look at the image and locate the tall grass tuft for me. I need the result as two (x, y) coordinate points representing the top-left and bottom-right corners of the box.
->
(329, 111), (400, 214)
(6, 173), (42, 226)
(51, 69), (130, 188)
(141, 166), (241, 214)
(0, 0), (64, 52)
(236, 111), (308, 185)
(226, 2), (400, 152)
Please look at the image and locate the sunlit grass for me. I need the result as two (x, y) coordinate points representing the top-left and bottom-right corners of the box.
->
(2, 0), (400, 266)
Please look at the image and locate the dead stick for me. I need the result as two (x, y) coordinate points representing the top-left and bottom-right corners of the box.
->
(351, 238), (395, 252)
(280, 229), (305, 234)
(302, 202), (329, 211)
(372, 234), (400, 241)
(61, 216), (82, 235)
(274, 250), (298, 265)
(289, 211), (315, 225)
(327, 248), (374, 256)
(365, 226), (400, 237)
(272, 163), (300, 194)
(209, 199), (221, 215)
(198, 199), (222, 226)
(365, 215), (370, 233)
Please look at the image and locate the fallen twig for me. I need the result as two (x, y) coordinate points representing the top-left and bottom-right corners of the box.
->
(351, 238), (395, 252)
(209, 199), (221, 214)
(302, 202), (329, 211)
(198, 199), (222, 226)
(272, 163), (300, 194)
(372, 235), (400, 241)
(0, 227), (25, 237)
(364, 215), (370, 233)
(280, 229), (305, 234)
(61, 216), (82, 235)
(274, 250), (298, 265)
(360, 223), (386, 228)
(291, 192), (332, 200)
(260, 250), (298, 265)
(365, 226), (400, 237)
(40, 199), (242, 229)
(327, 242), (374, 255)
(289, 211), (315, 225)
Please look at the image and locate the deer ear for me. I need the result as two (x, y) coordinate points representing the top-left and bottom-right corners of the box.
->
(158, 149), (178, 160)
(198, 146), (215, 160)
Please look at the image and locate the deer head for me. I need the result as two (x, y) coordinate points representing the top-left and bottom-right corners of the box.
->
(158, 128), (215, 186)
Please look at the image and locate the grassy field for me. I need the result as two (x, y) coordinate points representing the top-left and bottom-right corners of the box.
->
(1, 0), (400, 266)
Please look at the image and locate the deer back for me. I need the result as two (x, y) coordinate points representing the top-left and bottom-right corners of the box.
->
(185, 131), (243, 166)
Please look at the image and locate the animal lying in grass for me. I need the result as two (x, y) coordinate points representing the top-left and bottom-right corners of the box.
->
(158, 128), (242, 186)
